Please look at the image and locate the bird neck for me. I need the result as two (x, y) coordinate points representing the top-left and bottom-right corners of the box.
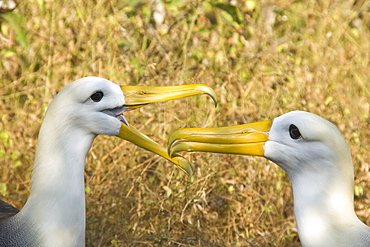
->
(18, 116), (95, 247)
(289, 159), (367, 246)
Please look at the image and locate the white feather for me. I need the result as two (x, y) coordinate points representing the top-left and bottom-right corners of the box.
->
(265, 111), (370, 246)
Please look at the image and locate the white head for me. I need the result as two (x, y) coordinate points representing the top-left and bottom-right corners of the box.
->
(265, 111), (353, 184)
(43, 76), (125, 139)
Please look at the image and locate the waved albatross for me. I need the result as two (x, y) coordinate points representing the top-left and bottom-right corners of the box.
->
(0, 76), (216, 246)
(168, 110), (370, 247)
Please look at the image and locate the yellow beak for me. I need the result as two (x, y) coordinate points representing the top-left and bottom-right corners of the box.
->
(116, 84), (217, 176)
(121, 84), (217, 109)
(167, 120), (272, 158)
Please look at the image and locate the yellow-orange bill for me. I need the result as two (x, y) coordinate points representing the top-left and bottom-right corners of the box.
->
(168, 120), (272, 158)
(121, 84), (217, 110)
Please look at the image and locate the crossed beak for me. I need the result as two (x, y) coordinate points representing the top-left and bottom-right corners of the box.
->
(167, 120), (272, 158)
(116, 84), (217, 176)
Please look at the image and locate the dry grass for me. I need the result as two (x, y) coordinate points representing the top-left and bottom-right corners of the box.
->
(1, 0), (370, 246)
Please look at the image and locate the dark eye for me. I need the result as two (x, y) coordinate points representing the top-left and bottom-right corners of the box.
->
(289, 124), (301, 139)
(90, 91), (104, 102)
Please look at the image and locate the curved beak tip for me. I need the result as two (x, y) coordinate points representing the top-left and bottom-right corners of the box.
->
(176, 157), (195, 177)
(166, 120), (272, 157)
(120, 84), (218, 109)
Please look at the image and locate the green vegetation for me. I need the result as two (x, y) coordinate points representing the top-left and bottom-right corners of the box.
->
(1, 0), (369, 246)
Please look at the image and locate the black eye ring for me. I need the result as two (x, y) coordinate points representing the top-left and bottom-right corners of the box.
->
(90, 91), (104, 102)
(289, 124), (301, 139)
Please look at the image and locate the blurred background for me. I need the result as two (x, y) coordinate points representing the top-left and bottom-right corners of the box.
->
(0, 0), (369, 246)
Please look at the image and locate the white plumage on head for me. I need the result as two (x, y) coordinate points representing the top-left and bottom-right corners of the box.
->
(265, 111), (369, 246)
